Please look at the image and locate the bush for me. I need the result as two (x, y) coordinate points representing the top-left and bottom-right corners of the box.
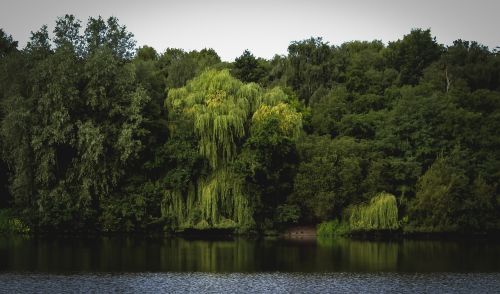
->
(194, 219), (210, 230)
(275, 204), (300, 225)
(0, 209), (30, 234)
(215, 218), (238, 229)
(348, 192), (399, 231)
(317, 219), (349, 237)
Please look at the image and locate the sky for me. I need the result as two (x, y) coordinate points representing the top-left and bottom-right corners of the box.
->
(1, 0), (499, 61)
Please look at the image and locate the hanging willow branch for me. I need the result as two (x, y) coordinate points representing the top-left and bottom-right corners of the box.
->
(347, 192), (399, 231)
(163, 69), (302, 230)
(169, 70), (255, 169)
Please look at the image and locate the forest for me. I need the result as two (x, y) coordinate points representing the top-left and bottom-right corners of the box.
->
(0, 15), (499, 235)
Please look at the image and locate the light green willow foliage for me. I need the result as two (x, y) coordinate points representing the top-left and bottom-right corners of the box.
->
(164, 69), (300, 230)
(348, 192), (399, 231)
(252, 102), (302, 140)
(165, 70), (257, 228)
(168, 70), (255, 168)
(199, 168), (251, 224)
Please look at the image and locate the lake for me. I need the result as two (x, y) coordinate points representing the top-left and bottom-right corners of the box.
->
(0, 235), (499, 293)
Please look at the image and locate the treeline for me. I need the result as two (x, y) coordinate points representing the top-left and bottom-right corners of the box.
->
(0, 15), (499, 233)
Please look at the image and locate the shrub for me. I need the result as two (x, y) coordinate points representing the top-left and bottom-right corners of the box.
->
(317, 219), (349, 237)
(215, 218), (237, 229)
(275, 204), (300, 225)
(0, 209), (30, 234)
(348, 192), (399, 231)
(194, 219), (210, 230)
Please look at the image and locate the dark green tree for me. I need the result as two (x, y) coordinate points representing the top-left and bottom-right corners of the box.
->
(286, 37), (336, 104)
(385, 29), (443, 85)
(291, 136), (369, 222)
(409, 151), (498, 231)
(231, 49), (268, 84)
(0, 29), (18, 58)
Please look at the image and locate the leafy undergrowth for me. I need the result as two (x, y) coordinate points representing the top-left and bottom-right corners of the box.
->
(0, 209), (30, 234)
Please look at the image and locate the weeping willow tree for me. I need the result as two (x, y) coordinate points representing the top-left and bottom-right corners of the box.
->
(347, 192), (399, 231)
(163, 69), (301, 230)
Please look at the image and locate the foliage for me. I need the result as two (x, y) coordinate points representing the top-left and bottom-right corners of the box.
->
(348, 193), (399, 231)
(0, 16), (155, 231)
(164, 70), (253, 228)
(0, 17), (499, 234)
(385, 28), (443, 85)
(241, 89), (302, 229)
(164, 69), (301, 231)
(408, 153), (499, 232)
(0, 29), (18, 58)
(317, 219), (349, 237)
(286, 37), (336, 104)
(231, 49), (269, 84)
(275, 204), (300, 226)
(0, 209), (30, 234)
(159, 48), (222, 90)
(291, 135), (369, 222)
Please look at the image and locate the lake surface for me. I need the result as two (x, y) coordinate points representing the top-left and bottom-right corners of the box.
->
(1, 236), (499, 293)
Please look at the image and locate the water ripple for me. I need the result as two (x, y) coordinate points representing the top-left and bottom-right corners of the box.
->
(0, 272), (499, 294)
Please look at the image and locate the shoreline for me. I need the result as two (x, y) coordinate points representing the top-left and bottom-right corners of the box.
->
(2, 228), (500, 241)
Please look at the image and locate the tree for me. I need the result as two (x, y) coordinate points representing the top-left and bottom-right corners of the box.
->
(25, 25), (52, 60)
(374, 85), (471, 197)
(242, 96), (302, 227)
(231, 49), (268, 84)
(286, 37), (336, 104)
(310, 86), (349, 136)
(0, 16), (155, 231)
(164, 70), (301, 230)
(291, 136), (367, 222)
(84, 16), (136, 60)
(1, 18), (500, 234)
(385, 29), (443, 85)
(136, 45), (158, 61)
(159, 48), (222, 90)
(340, 40), (395, 94)
(164, 69), (257, 229)
(0, 29), (18, 58)
(348, 192), (399, 231)
(53, 14), (83, 54)
(409, 154), (463, 231)
(423, 40), (500, 92)
(0, 29), (20, 207)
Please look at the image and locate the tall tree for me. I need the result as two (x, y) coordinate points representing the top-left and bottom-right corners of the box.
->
(231, 49), (268, 84)
(164, 70), (301, 230)
(286, 37), (336, 104)
(385, 29), (443, 85)
(0, 29), (18, 58)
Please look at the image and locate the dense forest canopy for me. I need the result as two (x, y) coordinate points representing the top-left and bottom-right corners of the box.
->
(0, 15), (499, 233)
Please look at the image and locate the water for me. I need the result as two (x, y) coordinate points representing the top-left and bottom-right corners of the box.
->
(1, 272), (499, 293)
(1, 236), (499, 293)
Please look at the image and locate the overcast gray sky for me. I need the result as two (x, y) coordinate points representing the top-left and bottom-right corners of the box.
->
(1, 0), (498, 61)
